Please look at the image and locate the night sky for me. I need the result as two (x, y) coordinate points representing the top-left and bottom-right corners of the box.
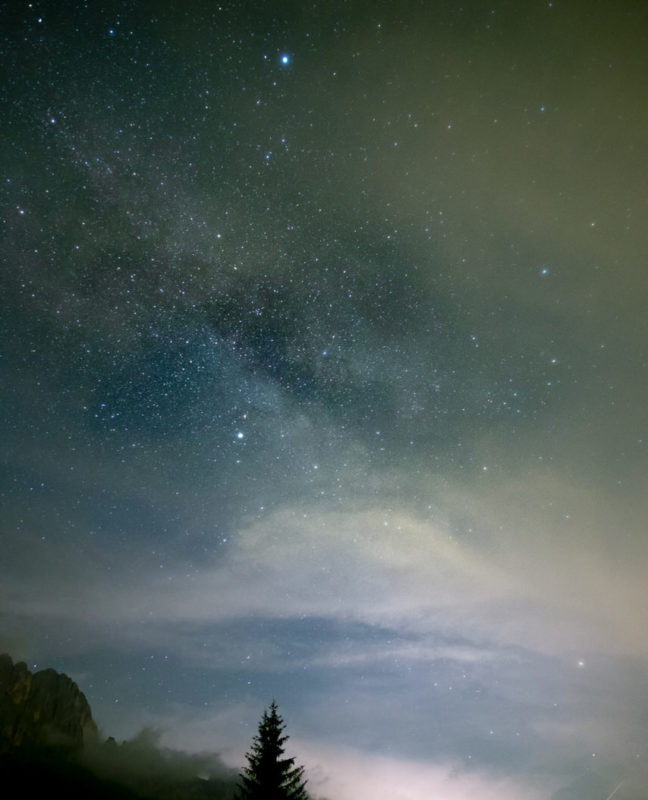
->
(2, 1), (648, 798)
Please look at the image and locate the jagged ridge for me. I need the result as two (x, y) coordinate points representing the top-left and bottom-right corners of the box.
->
(0, 653), (239, 799)
(0, 653), (98, 753)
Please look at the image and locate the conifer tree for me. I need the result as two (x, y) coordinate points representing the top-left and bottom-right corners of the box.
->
(237, 701), (309, 800)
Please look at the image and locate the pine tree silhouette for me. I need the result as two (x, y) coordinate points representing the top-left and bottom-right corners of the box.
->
(237, 701), (309, 800)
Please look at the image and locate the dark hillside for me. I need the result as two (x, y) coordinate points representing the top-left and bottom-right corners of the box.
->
(0, 654), (237, 799)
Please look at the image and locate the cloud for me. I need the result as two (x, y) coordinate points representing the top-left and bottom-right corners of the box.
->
(292, 742), (549, 800)
(94, 703), (552, 800)
(6, 459), (648, 664)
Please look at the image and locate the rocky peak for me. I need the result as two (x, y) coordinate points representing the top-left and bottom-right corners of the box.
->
(0, 653), (98, 753)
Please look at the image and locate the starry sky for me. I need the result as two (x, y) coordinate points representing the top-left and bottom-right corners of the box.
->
(2, 1), (648, 798)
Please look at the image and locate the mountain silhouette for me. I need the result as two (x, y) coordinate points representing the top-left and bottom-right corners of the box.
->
(0, 653), (237, 799)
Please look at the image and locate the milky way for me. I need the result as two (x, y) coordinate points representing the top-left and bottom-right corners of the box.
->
(2, 2), (648, 798)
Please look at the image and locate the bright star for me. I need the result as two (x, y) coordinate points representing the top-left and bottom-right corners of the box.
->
(280, 54), (290, 65)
